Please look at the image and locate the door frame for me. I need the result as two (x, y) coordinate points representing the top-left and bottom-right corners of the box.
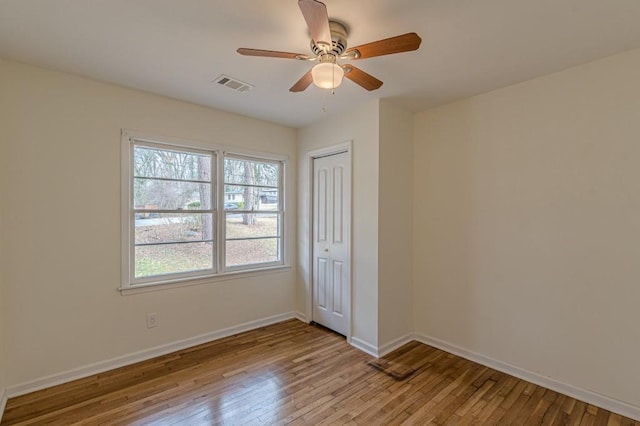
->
(306, 141), (352, 342)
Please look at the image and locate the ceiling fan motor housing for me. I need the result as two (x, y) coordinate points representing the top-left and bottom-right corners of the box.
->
(311, 21), (348, 56)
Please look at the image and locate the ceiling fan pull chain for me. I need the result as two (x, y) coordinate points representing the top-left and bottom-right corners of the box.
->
(322, 89), (328, 112)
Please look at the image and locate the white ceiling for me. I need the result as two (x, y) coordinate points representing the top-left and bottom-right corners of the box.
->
(1, 0), (639, 128)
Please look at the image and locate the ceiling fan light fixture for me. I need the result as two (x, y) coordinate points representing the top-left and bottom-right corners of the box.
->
(311, 62), (344, 89)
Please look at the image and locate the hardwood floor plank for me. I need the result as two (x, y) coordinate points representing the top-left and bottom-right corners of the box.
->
(542, 394), (568, 425)
(2, 319), (638, 426)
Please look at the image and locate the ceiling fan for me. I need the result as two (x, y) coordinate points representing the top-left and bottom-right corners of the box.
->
(237, 0), (422, 92)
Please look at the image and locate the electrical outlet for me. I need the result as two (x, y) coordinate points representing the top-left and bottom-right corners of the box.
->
(147, 312), (158, 328)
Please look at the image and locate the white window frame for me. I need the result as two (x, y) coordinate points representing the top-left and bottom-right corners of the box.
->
(120, 130), (289, 293)
(221, 153), (285, 272)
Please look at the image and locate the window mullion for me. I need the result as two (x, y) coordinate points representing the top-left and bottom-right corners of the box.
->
(134, 176), (211, 185)
(133, 209), (214, 214)
(136, 240), (214, 247)
(222, 182), (278, 190)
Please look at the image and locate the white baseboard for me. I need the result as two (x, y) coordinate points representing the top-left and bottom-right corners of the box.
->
(350, 336), (378, 357)
(294, 311), (308, 323)
(350, 333), (414, 359)
(7, 312), (299, 398)
(414, 333), (640, 422)
(0, 386), (7, 423)
(378, 333), (414, 358)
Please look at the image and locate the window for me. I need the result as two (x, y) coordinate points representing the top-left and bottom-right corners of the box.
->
(223, 155), (283, 269)
(128, 140), (215, 284)
(122, 131), (287, 290)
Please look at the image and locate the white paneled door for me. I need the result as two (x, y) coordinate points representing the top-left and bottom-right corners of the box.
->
(312, 151), (350, 336)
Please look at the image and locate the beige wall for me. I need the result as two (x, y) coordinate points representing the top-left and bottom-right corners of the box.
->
(0, 61), (8, 408)
(0, 59), (297, 387)
(413, 49), (640, 408)
(297, 100), (380, 348)
(378, 100), (413, 347)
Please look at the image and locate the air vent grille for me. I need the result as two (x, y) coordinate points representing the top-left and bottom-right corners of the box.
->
(213, 75), (254, 93)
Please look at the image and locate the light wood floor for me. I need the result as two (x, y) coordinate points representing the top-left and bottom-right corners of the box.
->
(2, 319), (637, 425)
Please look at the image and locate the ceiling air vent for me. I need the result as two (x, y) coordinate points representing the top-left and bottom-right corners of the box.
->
(213, 74), (254, 93)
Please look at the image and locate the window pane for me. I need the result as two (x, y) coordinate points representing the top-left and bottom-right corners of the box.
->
(224, 185), (278, 211)
(226, 213), (279, 239)
(135, 213), (213, 244)
(134, 178), (211, 210)
(135, 242), (213, 278)
(225, 212), (281, 268)
(134, 146), (211, 181)
(225, 239), (280, 267)
(224, 158), (279, 187)
(258, 190), (278, 207)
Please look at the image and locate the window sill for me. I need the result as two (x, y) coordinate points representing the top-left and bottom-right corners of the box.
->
(118, 265), (292, 295)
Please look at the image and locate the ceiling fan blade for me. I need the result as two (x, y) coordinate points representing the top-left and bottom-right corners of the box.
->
(345, 33), (422, 59)
(237, 48), (309, 60)
(342, 65), (383, 91)
(298, 0), (332, 48)
(290, 70), (314, 92)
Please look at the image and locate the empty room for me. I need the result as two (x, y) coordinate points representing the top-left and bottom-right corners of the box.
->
(1, 0), (639, 424)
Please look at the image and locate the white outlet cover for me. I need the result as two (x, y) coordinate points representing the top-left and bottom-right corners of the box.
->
(146, 313), (158, 328)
